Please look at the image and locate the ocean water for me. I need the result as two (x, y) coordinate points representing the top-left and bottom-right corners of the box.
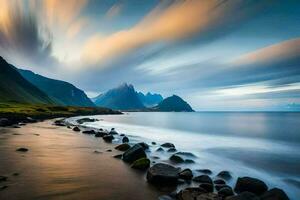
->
(67, 112), (300, 199)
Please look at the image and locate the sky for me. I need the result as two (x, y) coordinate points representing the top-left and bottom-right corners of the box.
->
(0, 0), (300, 111)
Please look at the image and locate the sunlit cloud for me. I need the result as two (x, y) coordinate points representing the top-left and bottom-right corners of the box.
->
(81, 0), (247, 66)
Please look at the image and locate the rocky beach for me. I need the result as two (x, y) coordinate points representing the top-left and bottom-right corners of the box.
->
(0, 116), (292, 200)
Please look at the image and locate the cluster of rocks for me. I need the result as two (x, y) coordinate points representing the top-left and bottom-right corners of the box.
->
(0, 117), (37, 128)
(62, 118), (290, 200)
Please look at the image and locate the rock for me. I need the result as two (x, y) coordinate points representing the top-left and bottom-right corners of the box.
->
(260, 188), (289, 200)
(113, 154), (123, 159)
(215, 184), (231, 191)
(161, 143), (175, 148)
(16, 147), (28, 152)
(137, 142), (149, 150)
(76, 118), (97, 124)
(226, 192), (259, 200)
(146, 163), (180, 185)
(193, 175), (213, 184)
(177, 187), (215, 200)
(176, 152), (197, 157)
(170, 154), (184, 163)
(234, 177), (268, 195)
(122, 144), (146, 163)
(72, 126), (80, 132)
(13, 125), (21, 128)
(178, 168), (193, 180)
(218, 186), (234, 197)
(25, 117), (37, 123)
(103, 135), (114, 142)
(115, 143), (131, 151)
(94, 150), (102, 154)
(67, 126), (71, 129)
(0, 176), (7, 182)
(197, 169), (212, 175)
(214, 179), (226, 184)
(54, 119), (65, 126)
(152, 142), (156, 145)
(151, 156), (160, 159)
(158, 195), (175, 200)
(156, 147), (164, 152)
(184, 159), (195, 164)
(199, 183), (214, 192)
(82, 130), (96, 134)
(167, 147), (177, 152)
(106, 149), (112, 152)
(0, 118), (12, 127)
(95, 131), (106, 137)
(12, 173), (19, 176)
(217, 171), (231, 180)
(109, 130), (118, 135)
(122, 136), (129, 143)
(131, 158), (150, 170)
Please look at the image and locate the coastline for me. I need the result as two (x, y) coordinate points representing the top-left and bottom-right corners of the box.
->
(0, 119), (162, 200)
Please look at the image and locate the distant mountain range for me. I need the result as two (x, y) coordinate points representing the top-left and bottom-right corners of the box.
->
(18, 69), (95, 107)
(138, 92), (163, 107)
(93, 83), (194, 112)
(93, 83), (145, 110)
(0, 56), (54, 104)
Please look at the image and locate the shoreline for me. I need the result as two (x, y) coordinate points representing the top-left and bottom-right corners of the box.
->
(0, 119), (163, 200)
(0, 117), (292, 200)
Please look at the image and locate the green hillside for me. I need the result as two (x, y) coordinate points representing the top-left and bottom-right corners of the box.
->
(0, 56), (54, 104)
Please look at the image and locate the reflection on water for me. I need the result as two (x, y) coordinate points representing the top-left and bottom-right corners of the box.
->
(68, 112), (300, 199)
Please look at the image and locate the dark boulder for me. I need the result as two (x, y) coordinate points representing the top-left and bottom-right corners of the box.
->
(235, 177), (268, 195)
(226, 192), (259, 200)
(156, 147), (164, 152)
(260, 188), (289, 200)
(175, 152), (197, 158)
(76, 118), (97, 124)
(193, 175), (213, 184)
(217, 171), (232, 180)
(131, 158), (150, 170)
(54, 119), (65, 126)
(215, 184), (231, 191)
(167, 147), (177, 152)
(218, 186), (234, 197)
(170, 154), (184, 163)
(0, 118), (13, 127)
(16, 147), (28, 152)
(95, 131), (106, 137)
(199, 183), (214, 192)
(115, 143), (131, 151)
(178, 168), (193, 180)
(113, 154), (123, 159)
(196, 169), (212, 175)
(152, 142), (157, 145)
(72, 126), (80, 132)
(122, 144), (146, 163)
(147, 163), (180, 185)
(137, 142), (149, 150)
(103, 135), (114, 142)
(184, 159), (195, 164)
(0, 176), (7, 182)
(82, 130), (96, 134)
(122, 136), (129, 143)
(109, 129), (118, 135)
(161, 143), (175, 148)
(176, 187), (207, 200)
(214, 179), (226, 184)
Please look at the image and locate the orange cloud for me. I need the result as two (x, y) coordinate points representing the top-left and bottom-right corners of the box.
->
(234, 38), (300, 65)
(81, 0), (241, 65)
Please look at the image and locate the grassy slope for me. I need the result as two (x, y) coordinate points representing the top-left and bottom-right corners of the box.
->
(0, 102), (121, 120)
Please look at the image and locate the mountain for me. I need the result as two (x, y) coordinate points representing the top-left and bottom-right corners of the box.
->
(153, 95), (194, 112)
(0, 56), (53, 104)
(138, 92), (163, 107)
(18, 69), (95, 107)
(94, 83), (145, 110)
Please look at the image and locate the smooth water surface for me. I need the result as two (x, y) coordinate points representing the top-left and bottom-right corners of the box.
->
(68, 112), (300, 199)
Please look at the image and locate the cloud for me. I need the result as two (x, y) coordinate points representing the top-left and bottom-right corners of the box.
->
(233, 38), (300, 66)
(81, 0), (255, 65)
(106, 3), (123, 19)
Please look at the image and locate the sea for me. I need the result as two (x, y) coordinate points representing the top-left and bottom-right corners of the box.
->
(66, 112), (300, 199)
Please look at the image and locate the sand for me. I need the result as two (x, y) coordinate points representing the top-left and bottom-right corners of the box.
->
(0, 120), (163, 200)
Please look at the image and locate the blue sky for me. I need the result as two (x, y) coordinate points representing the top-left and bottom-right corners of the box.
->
(0, 0), (300, 111)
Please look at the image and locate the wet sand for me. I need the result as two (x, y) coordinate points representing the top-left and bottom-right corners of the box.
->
(0, 120), (162, 200)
